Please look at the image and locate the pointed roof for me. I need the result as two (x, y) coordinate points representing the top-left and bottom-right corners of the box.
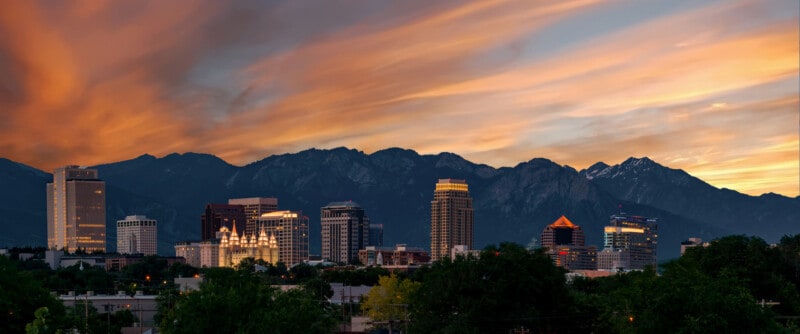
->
(549, 215), (578, 229)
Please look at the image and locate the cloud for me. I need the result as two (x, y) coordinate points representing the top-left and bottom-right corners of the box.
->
(0, 0), (796, 197)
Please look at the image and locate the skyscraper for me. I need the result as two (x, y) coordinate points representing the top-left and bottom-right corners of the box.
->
(47, 166), (106, 252)
(258, 210), (309, 266)
(368, 224), (384, 247)
(321, 201), (370, 264)
(228, 197), (278, 236)
(430, 179), (474, 261)
(540, 215), (596, 270)
(116, 215), (157, 255)
(200, 204), (246, 241)
(598, 214), (658, 271)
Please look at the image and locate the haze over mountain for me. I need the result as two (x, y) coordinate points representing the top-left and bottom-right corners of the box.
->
(2, 148), (798, 260)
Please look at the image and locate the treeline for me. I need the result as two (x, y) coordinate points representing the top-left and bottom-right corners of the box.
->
(2, 234), (799, 333)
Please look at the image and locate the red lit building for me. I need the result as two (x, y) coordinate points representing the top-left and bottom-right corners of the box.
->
(540, 215), (596, 270)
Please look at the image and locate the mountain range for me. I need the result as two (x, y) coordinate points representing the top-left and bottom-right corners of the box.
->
(1, 147), (798, 261)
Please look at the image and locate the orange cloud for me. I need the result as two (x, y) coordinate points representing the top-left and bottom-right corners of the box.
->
(0, 0), (796, 197)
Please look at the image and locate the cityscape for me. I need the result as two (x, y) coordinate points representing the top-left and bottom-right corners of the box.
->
(1, 0), (799, 333)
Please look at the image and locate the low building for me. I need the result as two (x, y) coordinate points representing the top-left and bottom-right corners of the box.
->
(59, 291), (158, 327)
(105, 254), (185, 272)
(174, 241), (201, 268)
(597, 249), (630, 272)
(358, 244), (430, 266)
(680, 237), (707, 255)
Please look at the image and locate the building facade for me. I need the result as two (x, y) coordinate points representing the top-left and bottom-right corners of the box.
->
(218, 225), (279, 267)
(430, 179), (474, 261)
(200, 204), (246, 241)
(116, 215), (157, 255)
(228, 197), (278, 237)
(321, 201), (370, 264)
(598, 214), (658, 270)
(540, 215), (597, 270)
(368, 224), (384, 247)
(47, 166), (106, 252)
(358, 244), (430, 266)
(174, 242), (201, 268)
(200, 240), (220, 268)
(257, 211), (309, 266)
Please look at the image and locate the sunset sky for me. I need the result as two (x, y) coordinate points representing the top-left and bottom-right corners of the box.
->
(0, 0), (797, 197)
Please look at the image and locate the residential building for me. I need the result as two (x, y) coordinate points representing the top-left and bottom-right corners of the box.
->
(430, 179), (474, 261)
(598, 214), (658, 270)
(228, 197), (278, 237)
(257, 210), (309, 266)
(540, 215), (597, 270)
(200, 204), (246, 241)
(116, 215), (157, 255)
(321, 201), (370, 264)
(47, 166), (106, 252)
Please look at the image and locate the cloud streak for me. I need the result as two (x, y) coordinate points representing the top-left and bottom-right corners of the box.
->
(0, 0), (797, 197)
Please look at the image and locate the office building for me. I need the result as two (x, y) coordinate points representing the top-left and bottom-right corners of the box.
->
(598, 214), (658, 270)
(540, 215), (596, 270)
(174, 241), (201, 268)
(200, 204), (246, 241)
(47, 166), (106, 252)
(430, 179), (474, 261)
(116, 215), (157, 255)
(258, 211), (309, 266)
(200, 240), (220, 268)
(368, 224), (384, 247)
(228, 197), (278, 237)
(321, 201), (370, 264)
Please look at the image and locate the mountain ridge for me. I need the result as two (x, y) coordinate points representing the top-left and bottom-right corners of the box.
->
(1, 148), (797, 260)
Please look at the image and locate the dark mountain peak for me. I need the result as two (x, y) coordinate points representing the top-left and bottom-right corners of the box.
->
(434, 152), (472, 169)
(0, 158), (49, 178)
(587, 161), (610, 171)
(135, 154), (157, 161)
(516, 157), (560, 170)
(581, 161), (611, 180)
(620, 156), (659, 168)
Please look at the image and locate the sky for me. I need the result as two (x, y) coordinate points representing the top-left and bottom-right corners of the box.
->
(0, 0), (797, 197)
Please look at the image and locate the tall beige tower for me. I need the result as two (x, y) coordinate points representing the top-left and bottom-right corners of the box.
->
(116, 215), (157, 255)
(258, 210), (309, 266)
(47, 166), (106, 252)
(430, 179), (474, 261)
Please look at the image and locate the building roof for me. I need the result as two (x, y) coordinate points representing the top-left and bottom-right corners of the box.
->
(324, 200), (361, 208)
(549, 215), (578, 229)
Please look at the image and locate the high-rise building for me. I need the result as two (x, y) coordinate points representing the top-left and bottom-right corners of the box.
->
(116, 215), (157, 255)
(430, 179), (474, 261)
(368, 224), (384, 247)
(258, 211), (309, 266)
(321, 201), (370, 264)
(540, 215), (596, 270)
(540, 215), (585, 250)
(598, 214), (658, 270)
(200, 204), (246, 241)
(47, 166), (106, 252)
(228, 197), (278, 236)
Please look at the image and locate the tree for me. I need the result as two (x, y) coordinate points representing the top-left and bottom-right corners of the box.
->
(409, 243), (577, 334)
(0, 256), (70, 333)
(362, 274), (419, 327)
(156, 267), (335, 333)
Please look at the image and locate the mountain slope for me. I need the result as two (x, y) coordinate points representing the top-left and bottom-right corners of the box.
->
(582, 157), (800, 243)
(1, 150), (796, 260)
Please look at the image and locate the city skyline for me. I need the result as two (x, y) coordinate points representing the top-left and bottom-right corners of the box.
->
(0, 0), (797, 197)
